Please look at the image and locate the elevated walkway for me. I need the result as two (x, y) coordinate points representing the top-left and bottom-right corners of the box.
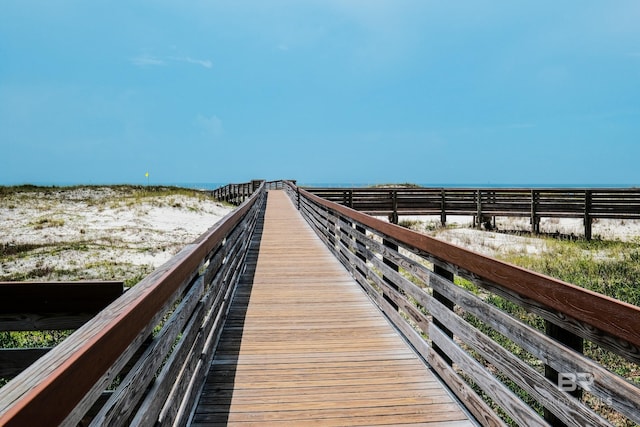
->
(191, 191), (473, 426)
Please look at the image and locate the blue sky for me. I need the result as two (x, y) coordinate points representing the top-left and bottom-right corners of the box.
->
(1, 1), (639, 186)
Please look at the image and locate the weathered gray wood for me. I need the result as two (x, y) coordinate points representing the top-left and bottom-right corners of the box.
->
(131, 217), (257, 427)
(462, 276), (640, 365)
(306, 186), (640, 239)
(351, 225), (621, 416)
(64, 244), (205, 427)
(332, 204), (627, 425)
(290, 181), (640, 427)
(428, 297), (611, 427)
(427, 266), (640, 424)
(305, 186), (640, 352)
(430, 325), (547, 427)
(89, 275), (207, 426)
(427, 348), (507, 427)
(192, 191), (471, 426)
(0, 184), (266, 427)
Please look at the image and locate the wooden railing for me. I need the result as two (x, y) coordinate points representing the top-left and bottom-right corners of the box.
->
(0, 281), (123, 381)
(307, 187), (640, 240)
(209, 180), (264, 205)
(3, 180), (639, 426)
(0, 183), (266, 426)
(285, 181), (640, 427)
(210, 180), (296, 204)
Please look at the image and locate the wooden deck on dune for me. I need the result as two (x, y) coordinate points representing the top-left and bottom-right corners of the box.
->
(190, 190), (473, 426)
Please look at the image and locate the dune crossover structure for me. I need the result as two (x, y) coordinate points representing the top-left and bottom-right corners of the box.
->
(1, 180), (640, 426)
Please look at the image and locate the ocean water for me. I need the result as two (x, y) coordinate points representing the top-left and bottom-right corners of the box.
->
(3, 181), (637, 190)
(182, 182), (638, 190)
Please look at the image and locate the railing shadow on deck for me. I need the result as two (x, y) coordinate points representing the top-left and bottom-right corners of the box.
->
(282, 180), (640, 427)
(189, 204), (265, 425)
(0, 183), (267, 426)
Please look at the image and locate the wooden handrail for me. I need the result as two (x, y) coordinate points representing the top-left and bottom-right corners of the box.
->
(0, 183), (266, 426)
(284, 180), (640, 426)
(298, 186), (640, 348)
(306, 186), (640, 239)
(210, 180), (265, 205)
(0, 281), (123, 316)
(3, 179), (638, 426)
(0, 281), (124, 380)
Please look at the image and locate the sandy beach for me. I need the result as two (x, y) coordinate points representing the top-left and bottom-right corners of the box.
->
(0, 187), (233, 284)
(380, 214), (640, 259)
(2, 186), (639, 285)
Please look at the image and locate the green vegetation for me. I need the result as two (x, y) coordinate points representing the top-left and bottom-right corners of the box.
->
(370, 182), (423, 188)
(454, 237), (640, 426)
(0, 184), (221, 386)
(0, 184), (211, 204)
(395, 219), (640, 426)
(500, 238), (640, 307)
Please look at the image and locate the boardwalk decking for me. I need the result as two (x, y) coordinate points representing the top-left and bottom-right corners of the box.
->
(191, 191), (473, 426)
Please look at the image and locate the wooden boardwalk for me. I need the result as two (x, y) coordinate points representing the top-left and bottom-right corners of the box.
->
(191, 191), (473, 426)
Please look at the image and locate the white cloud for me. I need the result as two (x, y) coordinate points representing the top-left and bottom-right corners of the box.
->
(170, 56), (213, 68)
(130, 55), (166, 67)
(131, 55), (212, 69)
(195, 114), (223, 138)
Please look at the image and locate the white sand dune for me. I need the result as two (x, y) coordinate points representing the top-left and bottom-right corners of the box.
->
(0, 187), (233, 283)
(381, 215), (640, 259)
(2, 187), (639, 283)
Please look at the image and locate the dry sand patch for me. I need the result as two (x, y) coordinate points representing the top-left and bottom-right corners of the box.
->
(0, 187), (233, 284)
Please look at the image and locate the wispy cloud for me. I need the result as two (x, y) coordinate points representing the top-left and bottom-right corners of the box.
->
(169, 56), (213, 68)
(131, 54), (212, 69)
(130, 55), (166, 67)
(195, 114), (223, 138)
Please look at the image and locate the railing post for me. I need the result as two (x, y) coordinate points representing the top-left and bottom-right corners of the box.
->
(296, 186), (300, 210)
(440, 189), (446, 227)
(327, 209), (337, 248)
(389, 190), (398, 224)
(382, 238), (399, 311)
(476, 189), (482, 229)
(251, 179), (263, 192)
(544, 321), (584, 427)
(584, 190), (593, 241)
(531, 190), (540, 234)
(432, 264), (454, 366)
(355, 224), (366, 264)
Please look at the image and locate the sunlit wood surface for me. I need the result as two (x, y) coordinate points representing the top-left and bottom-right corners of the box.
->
(191, 190), (473, 426)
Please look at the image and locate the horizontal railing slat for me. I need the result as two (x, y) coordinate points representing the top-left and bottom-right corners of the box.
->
(287, 180), (640, 427)
(0, 183), (266, 427)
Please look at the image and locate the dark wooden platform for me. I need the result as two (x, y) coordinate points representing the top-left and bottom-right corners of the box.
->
(190, 190), (473, 426)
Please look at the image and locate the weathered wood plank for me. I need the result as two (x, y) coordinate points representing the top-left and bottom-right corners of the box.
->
(0, 281), (124, 332)
(191, 190), (471, 426)
(300, 188), (640, 351)
(0, 281), (124, 315)
(0, 185), (266, 427)
(430, 325), (546, 427)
